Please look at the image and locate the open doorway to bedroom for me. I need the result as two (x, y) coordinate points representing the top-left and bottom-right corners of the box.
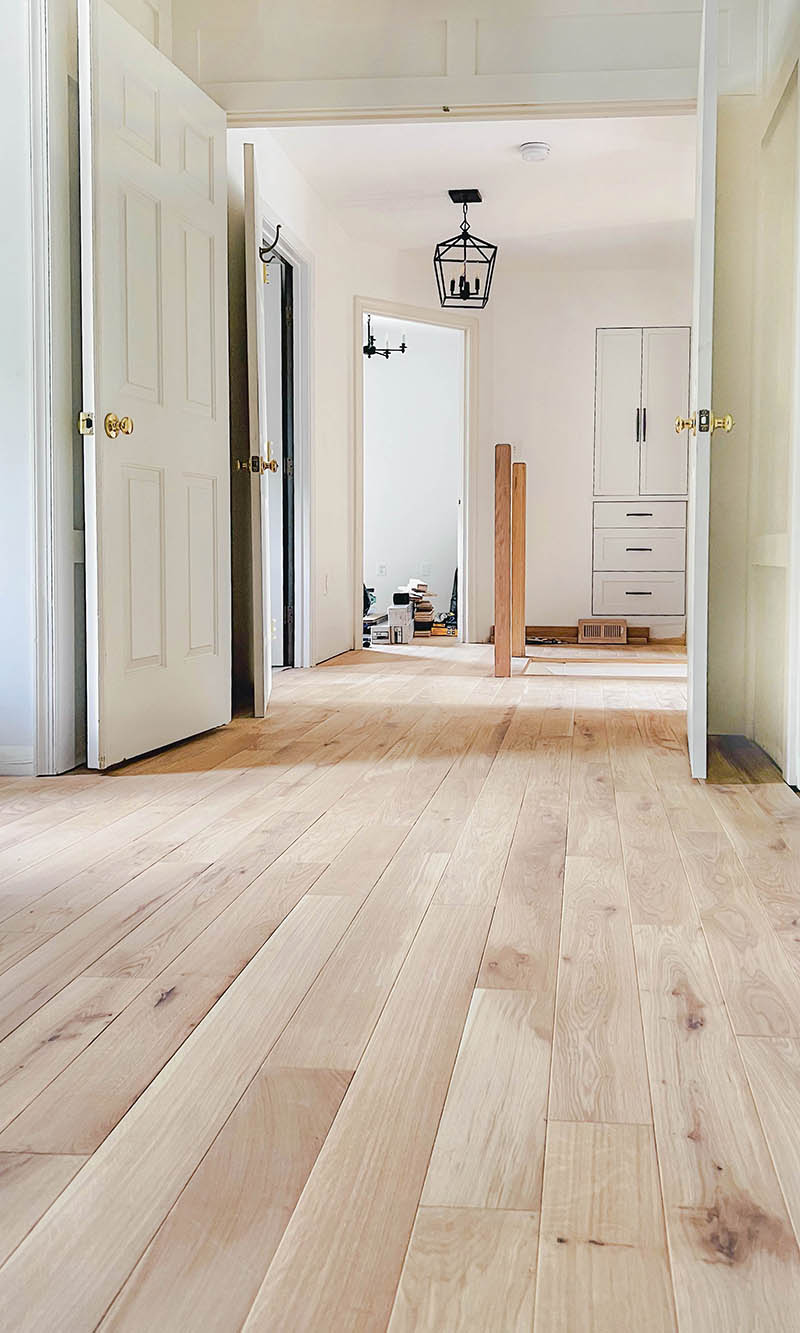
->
(361, 312), (466, 648)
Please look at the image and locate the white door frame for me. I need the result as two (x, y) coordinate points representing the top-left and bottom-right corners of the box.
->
(353, 295), (479, 649)
(775, 59), (800, 785)
(255, 200), (315, 670)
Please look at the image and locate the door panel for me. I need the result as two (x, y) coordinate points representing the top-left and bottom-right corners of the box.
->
(79, 0), (230, 768)
(594, 328), (642, 496)
(749, 72), (797, 770)
(641, 327), (690, 496)
(686, 0), (719, 779)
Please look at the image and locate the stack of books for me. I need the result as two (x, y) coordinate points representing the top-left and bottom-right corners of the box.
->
(407, 581), (435, 637)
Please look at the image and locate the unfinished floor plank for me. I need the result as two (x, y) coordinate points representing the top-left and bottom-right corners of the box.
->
(739, 1037), (800, 1245)
(239, 904), (492, 1333)
(0, 969), (230, 1154)
(100, 1067), (350, 1332)
(0, 975), (144, 1134)
(549, 857), (650, 1124)
(534, 1121), (675, 1333)
(422, 987), (550, 1210)
(270, 851), (450, 1071)
(634, 923), (800, 1331)
(388, 1207), (539, 1333)
(0, 1152), (87, 1268)
(0, 858), (210, 1042)
(478, 785), (566, 994)
(0, 894), (359, 1331)
(673, 829), (800, 1037)
(616, 790), (697, 926)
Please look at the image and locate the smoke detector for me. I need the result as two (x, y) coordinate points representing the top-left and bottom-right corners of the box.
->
(519, 141), (550, 163)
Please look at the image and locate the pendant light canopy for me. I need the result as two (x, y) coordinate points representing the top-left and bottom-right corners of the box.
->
(433, 189), (497, 310)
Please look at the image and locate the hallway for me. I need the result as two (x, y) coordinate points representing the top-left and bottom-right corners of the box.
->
(0, 643), (799, 1329)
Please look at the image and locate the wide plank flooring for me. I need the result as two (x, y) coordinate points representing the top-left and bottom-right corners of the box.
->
(0, 642), (799, 1330)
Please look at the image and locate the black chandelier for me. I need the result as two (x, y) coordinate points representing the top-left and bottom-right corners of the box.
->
(363, 314), (407, 359)
(433, 189), (497, 309)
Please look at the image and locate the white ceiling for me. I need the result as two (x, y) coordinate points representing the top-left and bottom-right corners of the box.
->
(269, 115), (696, 268)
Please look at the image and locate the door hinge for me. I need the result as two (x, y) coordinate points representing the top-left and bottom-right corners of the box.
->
(77, 411), (95, 436)
(285, 457), (294, 479)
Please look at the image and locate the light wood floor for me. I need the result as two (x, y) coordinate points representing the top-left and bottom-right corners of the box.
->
(1, 642), (800, 1331)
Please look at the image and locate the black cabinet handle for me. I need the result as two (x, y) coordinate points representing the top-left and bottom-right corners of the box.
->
(635, 407), (640, 442)
(642, 407), (647, 442)
(626, 547), (652, 552)
(625, 590), (653, 596)
(626, 511), (653, 517)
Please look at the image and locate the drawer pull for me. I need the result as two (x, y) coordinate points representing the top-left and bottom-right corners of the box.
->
(626, 511), (653, 517)
(626, 546), (652, 552)
(625, 590), (653, 596)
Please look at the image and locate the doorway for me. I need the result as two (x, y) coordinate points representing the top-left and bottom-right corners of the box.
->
(354, 297), (478, 650)
(361, 313), (465, 646)
(264, 253), (296, 668)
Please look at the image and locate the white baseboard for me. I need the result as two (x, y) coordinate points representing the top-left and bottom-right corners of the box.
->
(0, 746), (35, 777)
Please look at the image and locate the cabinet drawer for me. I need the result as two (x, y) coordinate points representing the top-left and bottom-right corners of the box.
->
(592, 572), (685, 616)
(593, 528), (685, 572)
(593, 500), (686, 528)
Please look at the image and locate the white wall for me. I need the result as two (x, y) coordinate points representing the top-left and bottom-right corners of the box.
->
(0, 1), (37, 775)
(363, 316), (463, 617)
(227, 128), (402, 669)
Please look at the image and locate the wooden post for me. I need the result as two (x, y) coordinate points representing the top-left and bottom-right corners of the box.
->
(494, 444), (512, 677)
(511, 462), (527, 658)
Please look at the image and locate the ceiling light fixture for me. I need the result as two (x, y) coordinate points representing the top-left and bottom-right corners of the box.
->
(519, 141), (550, 163)
(433, 189), (497, 309)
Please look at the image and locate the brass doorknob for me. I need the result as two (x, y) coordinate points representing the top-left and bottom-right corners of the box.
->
(675, 415), (696, 435)
(104, 412), (134, 439)
(711, 413), (734, 433)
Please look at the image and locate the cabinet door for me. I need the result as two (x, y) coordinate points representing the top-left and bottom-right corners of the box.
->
(640, 327), (690, 495)
(594, 328), (642, 496)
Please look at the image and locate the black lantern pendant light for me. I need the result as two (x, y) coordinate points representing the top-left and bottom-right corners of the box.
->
(433, 188), (497, 309)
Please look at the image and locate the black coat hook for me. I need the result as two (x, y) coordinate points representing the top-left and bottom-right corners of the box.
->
(259, 223), (282, 265)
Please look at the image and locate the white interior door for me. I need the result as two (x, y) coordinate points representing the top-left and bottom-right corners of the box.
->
(79, 0), (231, 769)
(243, 143), (273, 715)
(685, 0), (719, 779)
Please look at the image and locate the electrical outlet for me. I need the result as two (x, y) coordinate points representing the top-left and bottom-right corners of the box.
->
(420, 563), (431, 576)
(377, 563), (387, 577)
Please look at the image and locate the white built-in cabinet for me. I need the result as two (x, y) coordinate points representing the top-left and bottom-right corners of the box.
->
(592, 327), (690, 620)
